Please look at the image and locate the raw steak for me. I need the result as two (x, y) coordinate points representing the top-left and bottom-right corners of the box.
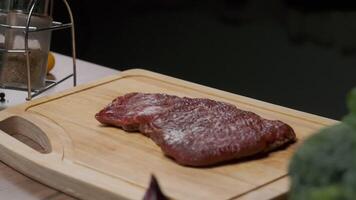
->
(95, 93), (180, 132)
(96, 93), (296, 166)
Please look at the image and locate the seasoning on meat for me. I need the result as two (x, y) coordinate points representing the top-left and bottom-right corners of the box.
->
(95, 93), (180, 133)
(95, 93), (296, 166)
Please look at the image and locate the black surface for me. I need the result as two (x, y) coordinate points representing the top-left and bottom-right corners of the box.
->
(51, 0), (356, 120)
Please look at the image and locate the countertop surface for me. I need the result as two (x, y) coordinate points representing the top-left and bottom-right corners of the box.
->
(0, 53), (118, 200)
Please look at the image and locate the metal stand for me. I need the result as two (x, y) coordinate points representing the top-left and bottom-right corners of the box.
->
(0, 0), (76, 100)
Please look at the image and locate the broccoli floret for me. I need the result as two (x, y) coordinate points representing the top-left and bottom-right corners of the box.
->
(344, 88), (356, 129)
(343, 114), (356, 130)
(307, 185), (346, 200)
(347, 88), (356, 114)
(289, 87), (356, 200)
(289, 123), (356, 200)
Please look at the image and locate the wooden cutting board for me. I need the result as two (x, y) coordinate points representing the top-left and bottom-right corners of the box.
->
(0, 69), (337, 200)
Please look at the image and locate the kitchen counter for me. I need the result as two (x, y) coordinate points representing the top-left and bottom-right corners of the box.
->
(0, 53), (118, 200)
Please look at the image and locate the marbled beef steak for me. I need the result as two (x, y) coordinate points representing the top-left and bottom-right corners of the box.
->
(96, 93), (296, 166)
(95, 93), (180, 133)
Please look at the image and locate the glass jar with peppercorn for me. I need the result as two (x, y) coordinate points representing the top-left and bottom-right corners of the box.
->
(0, 0), (52, 90)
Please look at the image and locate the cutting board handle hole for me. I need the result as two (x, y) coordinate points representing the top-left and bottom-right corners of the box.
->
(0, 116), (51, 154)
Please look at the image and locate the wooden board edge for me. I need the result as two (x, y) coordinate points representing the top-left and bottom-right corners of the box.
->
(8, 68), (337, 127)
(233, 177), (289, 200)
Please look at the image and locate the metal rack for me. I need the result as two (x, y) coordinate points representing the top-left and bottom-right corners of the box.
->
(0, 0), (76, 100)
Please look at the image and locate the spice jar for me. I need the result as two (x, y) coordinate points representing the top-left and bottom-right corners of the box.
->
(0, 2), (8, 74)
(0, 0), (52, 90)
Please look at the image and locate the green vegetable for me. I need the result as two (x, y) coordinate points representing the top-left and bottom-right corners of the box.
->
(307, 185), (346, 200)
(289, 87), (356, 200)
(289, 124), (356, 200)
(343, 88), (356, 129)
(347, 87), (356, 115)
(343, 113), (356, 130)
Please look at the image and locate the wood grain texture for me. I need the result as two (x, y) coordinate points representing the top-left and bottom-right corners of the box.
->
(0, 161), (75, 200)
(0, 69), (338, 200)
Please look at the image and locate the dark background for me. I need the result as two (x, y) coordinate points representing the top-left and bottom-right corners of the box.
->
(51, 0), (356, 120)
